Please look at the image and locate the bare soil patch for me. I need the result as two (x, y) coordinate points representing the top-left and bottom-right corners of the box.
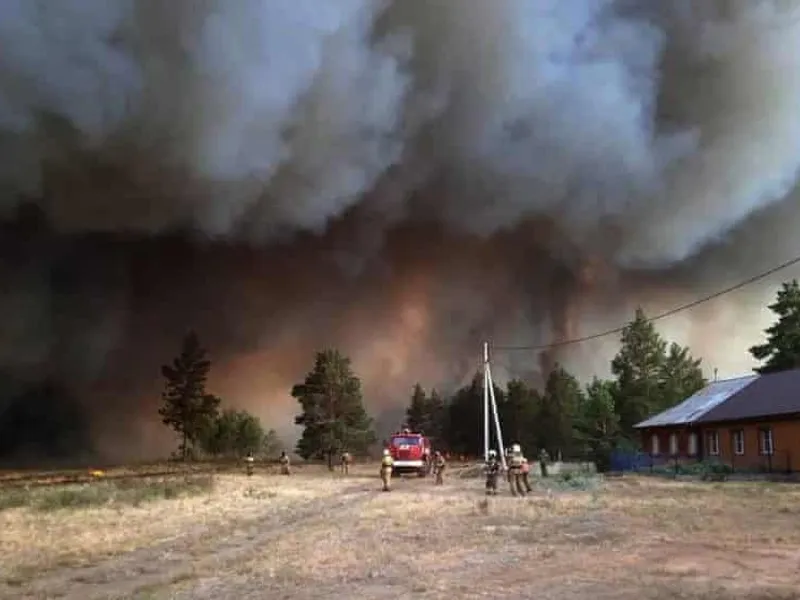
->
(2, 466), (800, 599)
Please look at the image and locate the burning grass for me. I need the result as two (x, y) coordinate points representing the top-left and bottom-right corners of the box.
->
(2, 468), (800, 599)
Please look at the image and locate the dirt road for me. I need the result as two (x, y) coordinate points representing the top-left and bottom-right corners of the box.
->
(4, 475), (378, 600)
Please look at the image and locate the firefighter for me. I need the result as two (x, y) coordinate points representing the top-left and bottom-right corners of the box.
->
(380, 448), (394, 491)
(504, 447), (513, 481)
(279, 451), (291, 475)
(484, 449), (500, 495)
(538, 448), (551, 478)
(507, 443), (526, 497)
(340, 451), (352, 475)
(520, 456), (533, 493)
(244, 451), (255, 476)
(432, 450), (446, 485)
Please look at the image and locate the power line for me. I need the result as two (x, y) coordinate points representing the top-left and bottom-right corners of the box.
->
(493, 253), (800, 352)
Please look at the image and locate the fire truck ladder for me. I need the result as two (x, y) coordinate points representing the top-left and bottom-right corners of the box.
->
(482, 342), (507, 470)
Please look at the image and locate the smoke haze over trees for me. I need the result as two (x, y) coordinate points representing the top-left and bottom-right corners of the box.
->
(406, 308), (706, 467)
(2, 1), (800, 461)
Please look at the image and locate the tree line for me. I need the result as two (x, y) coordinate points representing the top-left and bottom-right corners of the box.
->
(158, 280), (800, 469)
(403, 307), (707, 470)
(157, 331), (280, 460)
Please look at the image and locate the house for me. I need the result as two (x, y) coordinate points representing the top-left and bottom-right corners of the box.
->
(634, 368), (800, 473)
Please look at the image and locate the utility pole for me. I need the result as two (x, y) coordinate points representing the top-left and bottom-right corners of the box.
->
(483, 342), (489, 462)
(483, 342), (507, 470)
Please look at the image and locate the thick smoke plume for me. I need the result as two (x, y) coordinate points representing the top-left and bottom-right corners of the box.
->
(2, 0), (800, 461)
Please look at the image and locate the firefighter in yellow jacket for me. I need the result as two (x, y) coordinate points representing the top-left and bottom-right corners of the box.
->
(340, 451), (352, 475)
(507, 443), (526, 497)
(432, 451), (446, 485)
(380, 448), (394, 491)
(520, 456), (533, 493)
(279, 451), (291, 475)
(244, 451), (255, 476)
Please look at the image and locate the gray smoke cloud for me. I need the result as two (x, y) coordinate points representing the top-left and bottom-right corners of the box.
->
(2, 0), (800, 460)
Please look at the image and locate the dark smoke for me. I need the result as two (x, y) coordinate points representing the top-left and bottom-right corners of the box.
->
(2, 0), (800, 461)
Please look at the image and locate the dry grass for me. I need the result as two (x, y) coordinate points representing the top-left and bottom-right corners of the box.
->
(2, 467), (800, 599)
(0, 474), (214, 512)
(0, 465), (349, 586)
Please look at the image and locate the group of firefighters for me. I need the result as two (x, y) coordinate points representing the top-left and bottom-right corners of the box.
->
(379, 444), (549, 495)
(245, 444), (550, 496)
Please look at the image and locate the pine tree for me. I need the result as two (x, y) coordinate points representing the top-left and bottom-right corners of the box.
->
(425, 389), (446, 447)
(405, 383), (428, 431)
(660, 342), (705, 408)
(575, 378), (620, 471)
(292, 349), (376, 469)
(159, 331), (221, 460)
(501, 379), (540, 453)
(612, 308), (706, 436)
(750, 280), (800, 374)
(444, 372), (505, 455)
(611, 308), (667, 434)
(538, 365), (583, 459)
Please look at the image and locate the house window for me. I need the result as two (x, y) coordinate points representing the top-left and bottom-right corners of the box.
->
(706, 430), (719, 456)
(669, 433), (678, 456)
(651, 434), (660, 456)
(759, 428), (774, 456)
(688, 433), (698, 456)
(732, 429), (745, 456)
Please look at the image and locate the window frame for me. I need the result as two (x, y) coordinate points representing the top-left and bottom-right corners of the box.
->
(651, 433), (660, 456)
(732, 429), (745, 456)
(759, 427), (774, 456)
(669, 432), (678, 456)
(706, 430), (719, 456)
(687, 432), (698, 456)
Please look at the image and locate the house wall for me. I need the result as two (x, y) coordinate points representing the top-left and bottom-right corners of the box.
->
(640, 427), (698, 459)
(639, 419), (800, 472)
(698, 420), (800, 472)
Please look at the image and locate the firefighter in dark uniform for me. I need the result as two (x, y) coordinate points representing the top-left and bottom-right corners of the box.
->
(539, 448), (551, 478)
(484, 449), (500, 495)
(432, 451), (446, 485)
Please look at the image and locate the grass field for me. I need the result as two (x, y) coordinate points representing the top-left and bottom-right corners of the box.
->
(1, 463), (799, 599)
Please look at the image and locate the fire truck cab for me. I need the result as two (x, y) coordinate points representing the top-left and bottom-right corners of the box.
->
(387, 429), (431, 477)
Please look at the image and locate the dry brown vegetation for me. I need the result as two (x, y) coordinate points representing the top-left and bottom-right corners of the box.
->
(1, 463), (800, 600)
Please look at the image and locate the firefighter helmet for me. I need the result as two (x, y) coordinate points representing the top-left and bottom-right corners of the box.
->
(382, 448), (390, 456)
(511, 443), (521, 453)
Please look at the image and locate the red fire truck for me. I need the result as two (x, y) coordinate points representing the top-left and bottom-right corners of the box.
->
(387, 429), (432, 477)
